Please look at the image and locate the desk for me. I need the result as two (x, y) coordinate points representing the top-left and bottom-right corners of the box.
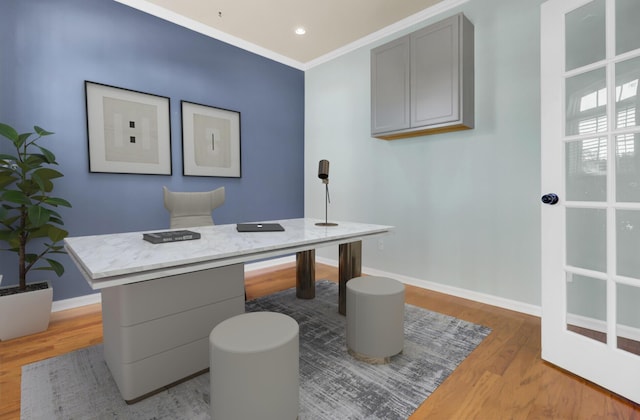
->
(65, 218), (392, 402)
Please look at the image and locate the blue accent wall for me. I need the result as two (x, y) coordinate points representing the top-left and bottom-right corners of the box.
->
(0, 0), (305, 301)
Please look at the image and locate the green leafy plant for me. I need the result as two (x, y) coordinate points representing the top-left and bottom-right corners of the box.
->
(0, 123), (71, 292)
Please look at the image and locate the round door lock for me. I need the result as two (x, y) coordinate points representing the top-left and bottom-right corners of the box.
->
(541, 193), (559, 205)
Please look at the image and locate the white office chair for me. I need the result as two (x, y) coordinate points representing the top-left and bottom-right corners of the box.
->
(162, 186), (246, 299)
(163, 186), (225, 229)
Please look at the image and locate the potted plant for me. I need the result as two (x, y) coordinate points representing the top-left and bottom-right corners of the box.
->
(0, 123), (71, 340)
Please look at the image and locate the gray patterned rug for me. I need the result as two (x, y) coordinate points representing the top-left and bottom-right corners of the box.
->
(21, 280), (491, 419)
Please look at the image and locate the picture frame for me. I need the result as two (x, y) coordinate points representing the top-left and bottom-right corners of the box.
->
(85, 81), (172, 175)
(181, 100), (241, 177)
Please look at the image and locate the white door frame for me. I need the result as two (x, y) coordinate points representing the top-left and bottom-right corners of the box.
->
(541, 0), (640, 403)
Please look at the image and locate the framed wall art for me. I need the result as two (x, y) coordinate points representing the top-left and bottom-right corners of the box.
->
(181, 100), (241, 177)
(85, 81), (172, 175)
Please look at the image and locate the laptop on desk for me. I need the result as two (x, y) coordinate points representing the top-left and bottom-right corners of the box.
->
(236, 223), (285, 232)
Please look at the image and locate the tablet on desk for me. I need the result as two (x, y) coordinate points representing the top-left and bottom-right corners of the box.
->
(236, 223), (285, 232)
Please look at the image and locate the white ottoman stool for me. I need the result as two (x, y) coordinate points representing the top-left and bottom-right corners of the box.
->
(346, 276), (405, 364)
(209, 311), (299, 420)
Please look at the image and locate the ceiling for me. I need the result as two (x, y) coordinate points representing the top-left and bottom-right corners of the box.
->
(115, 0), (455, 69)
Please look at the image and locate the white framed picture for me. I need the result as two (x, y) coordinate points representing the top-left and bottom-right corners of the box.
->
(181, 100), (241, 177)
(85, 81), (172, 175)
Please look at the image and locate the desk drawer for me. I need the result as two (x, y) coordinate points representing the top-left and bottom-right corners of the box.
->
(106, 296), (244, 363)
(102, 263), (244, 327)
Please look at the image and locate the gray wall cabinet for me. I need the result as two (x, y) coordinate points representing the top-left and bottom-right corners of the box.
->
(371, 13), (474, 140)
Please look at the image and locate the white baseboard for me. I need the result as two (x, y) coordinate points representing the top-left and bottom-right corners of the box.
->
(50, 257), (640, 342)
(566, 313), (640, 342)
(52, 293), (102, 312)
(316, 257), (543, 318)
(52, 255), (541, 318)
(244, 255), (296, 271)
(257, 258), (640, 341)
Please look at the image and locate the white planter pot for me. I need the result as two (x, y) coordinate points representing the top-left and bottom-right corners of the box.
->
(0, 281), (53, 341)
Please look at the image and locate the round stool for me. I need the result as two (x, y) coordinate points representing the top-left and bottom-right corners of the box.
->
(346, 276), (405, 364)
(209, 311), (299, 420)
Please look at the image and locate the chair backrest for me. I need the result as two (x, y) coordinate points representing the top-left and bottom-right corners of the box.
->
(163, 186), (225, 229)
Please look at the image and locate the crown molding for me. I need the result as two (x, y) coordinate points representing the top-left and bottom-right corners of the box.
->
(304, 0), (470, 69)
(114, 0), (470, 71)
(113, 0), (306, 70)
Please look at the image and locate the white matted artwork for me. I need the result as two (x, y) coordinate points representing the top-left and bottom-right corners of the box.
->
(85, 81), (171, 175)
(181, 100), (241, 177)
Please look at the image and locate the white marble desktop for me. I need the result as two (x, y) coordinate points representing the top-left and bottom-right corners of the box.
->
(65, 218), (393, 289)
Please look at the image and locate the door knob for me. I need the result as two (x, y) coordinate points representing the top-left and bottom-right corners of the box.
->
(541, 193), (559, 205)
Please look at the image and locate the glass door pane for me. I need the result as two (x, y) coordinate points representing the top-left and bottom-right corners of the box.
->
(616, 134), (640, 202)
(616, 0), (640, 55)
(566, 208), (607, 272)
(617, 210), (640, 278)
(566, 273), (607, 342)
(565, 0), (606, 71)
(566, 138), (607, 201)
(566, 68), (607, 136)
(615, 56), (640, 129)
(617, 283), (640, 355)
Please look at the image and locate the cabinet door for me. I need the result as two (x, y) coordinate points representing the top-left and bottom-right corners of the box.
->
(371, 35), (410, 134)
(411, 15), (460, 127)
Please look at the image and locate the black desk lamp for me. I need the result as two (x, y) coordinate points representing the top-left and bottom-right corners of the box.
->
(316, 159), (338, 226)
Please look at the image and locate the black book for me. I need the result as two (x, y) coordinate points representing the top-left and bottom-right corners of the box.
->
(143, 230), (201, 244)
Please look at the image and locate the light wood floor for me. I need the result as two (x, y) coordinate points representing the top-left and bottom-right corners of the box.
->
(1, 262), (639, 419)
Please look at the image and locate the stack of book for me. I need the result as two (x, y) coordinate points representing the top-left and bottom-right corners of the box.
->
(143, 230), (201, 244)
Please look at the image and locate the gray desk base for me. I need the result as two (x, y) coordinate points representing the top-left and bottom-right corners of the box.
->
(101, 264), (245, 403)
(102, 239), (362, 402)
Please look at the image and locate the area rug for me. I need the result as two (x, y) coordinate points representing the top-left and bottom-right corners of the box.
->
(21, 280), (491, 419)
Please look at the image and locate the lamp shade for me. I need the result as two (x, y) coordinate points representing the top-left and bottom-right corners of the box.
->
(318, 160), (329, 180)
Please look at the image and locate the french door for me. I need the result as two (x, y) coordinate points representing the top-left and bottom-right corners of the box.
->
(541, 0), (640, 403)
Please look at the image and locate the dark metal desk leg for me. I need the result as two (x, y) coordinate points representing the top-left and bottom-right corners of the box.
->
(338, 241), (362, 315)
(296, 249), (315, 299)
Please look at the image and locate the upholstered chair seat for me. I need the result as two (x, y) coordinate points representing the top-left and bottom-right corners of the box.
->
(163, 186), (225, 229)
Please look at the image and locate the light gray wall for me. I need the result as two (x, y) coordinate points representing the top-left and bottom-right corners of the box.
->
(305, 0), (544, 311)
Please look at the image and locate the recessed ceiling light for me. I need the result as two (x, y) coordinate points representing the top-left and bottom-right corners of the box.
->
(295, 27), (306, 35)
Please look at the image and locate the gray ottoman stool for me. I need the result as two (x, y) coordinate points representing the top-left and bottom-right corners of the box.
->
(346, 276), (405, 364)
(209, 311), (299, 420)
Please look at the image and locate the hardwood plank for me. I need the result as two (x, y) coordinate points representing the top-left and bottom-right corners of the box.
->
(1, 262), (638, 420)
